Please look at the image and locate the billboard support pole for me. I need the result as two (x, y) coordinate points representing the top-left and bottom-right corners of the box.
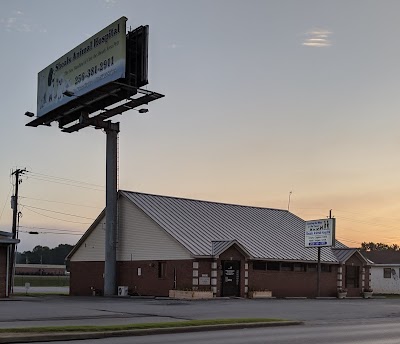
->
(317, 247), (321, 297)
(104, 123), (119, 296)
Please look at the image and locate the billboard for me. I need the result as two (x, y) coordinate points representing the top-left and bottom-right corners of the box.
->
(37, 17), (127, 118)
(305, 218), (336, 248)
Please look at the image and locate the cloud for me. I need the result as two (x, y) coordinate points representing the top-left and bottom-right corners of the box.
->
(104, 0), (117, 7)
(302, 29), (332, 47)
(0, 10), (46, 33)
(0, 17), (32, 32)
(168, 43), (182, 49)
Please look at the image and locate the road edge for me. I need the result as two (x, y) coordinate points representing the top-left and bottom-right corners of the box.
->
(0, 321), (303, 343)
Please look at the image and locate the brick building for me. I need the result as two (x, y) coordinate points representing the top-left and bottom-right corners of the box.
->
(0, 231), (19, 298)
(67, 191), (370, 298)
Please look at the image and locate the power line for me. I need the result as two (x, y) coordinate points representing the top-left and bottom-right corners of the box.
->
(19, 196), (101, 209)
(25, 176), (104, 192)
(336, 237), (361, 245)
(26, 171), (104, 188)
(0, 185), (12, 224)
(335, 209), (400, 221)
(295, 207), (400, 226)
(23, 207), (93, 225)
(19, 225), (84, 234)
(336, 216), (400, 232)
(21, 204), (96, 220)
(19, 230), (82, 236)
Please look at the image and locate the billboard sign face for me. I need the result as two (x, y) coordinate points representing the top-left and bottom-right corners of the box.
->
(37, 17), (127, 117)
(305, 218), (336, 248)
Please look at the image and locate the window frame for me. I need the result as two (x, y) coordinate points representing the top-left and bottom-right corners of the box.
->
(384, 268), (392, 279)
(158, 261), (166, 279)
(253, 261), (267, 271)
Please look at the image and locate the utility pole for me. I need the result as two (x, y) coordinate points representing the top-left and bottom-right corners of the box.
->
(11, 168), (26, 239)
(10, 168), (27, 294)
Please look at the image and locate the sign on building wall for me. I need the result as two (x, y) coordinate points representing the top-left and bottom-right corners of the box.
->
(37, 17), (127, 117)
(305, 218), (336, 247)
(199, 275), (211, 285)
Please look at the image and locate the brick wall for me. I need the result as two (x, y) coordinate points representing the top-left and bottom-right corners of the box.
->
(250, 264), (338, 297)
(117, 260), (193, 296)
(69, 261), (104, 296)
(70, 254), (348, 298)
(70, 259), (194, 296)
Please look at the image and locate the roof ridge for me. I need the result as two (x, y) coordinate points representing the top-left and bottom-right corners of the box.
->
(119, 189), (289, 213)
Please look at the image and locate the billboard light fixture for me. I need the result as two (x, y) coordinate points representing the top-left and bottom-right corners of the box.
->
(24, 112), (35, 117)
(63, 90), (76, 97)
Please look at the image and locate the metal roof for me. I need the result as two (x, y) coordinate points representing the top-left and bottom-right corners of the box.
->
(0, 231), (19, 245)
(211, 240), (251, 258)
(121, 190), (346, 263)
(332, 248), (358, 263)
(361, 250), (400, 264)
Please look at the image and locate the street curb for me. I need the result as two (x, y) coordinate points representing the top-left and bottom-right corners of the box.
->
(0, 321), (303, 343)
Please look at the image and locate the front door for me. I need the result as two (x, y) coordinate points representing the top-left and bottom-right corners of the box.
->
(221, 261), (240, 297)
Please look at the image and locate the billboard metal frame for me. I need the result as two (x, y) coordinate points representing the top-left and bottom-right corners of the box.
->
(25, 19), (164, 296)
(26, 21), (160, 131)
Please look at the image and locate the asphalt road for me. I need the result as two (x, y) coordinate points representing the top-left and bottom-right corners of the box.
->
(17, 319), (400, 344)
(1, 297), (400, 329)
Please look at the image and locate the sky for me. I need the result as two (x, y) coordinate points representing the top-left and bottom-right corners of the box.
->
(1, 0), (400, 252)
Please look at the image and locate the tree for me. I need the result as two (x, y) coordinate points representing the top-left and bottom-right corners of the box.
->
(16, 244), (74, 264)
(360, 242), (400, 251)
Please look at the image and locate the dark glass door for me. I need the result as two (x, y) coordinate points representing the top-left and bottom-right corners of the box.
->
(222, 261), (240, 297)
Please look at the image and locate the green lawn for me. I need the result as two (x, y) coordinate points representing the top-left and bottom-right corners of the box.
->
(14, 275), (70, 287)
(0, 319), (289, 333)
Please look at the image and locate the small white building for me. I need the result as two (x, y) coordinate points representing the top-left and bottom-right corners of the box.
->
(362, 251), (400, 294)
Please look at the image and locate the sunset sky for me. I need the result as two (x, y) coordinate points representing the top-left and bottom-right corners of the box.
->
(1, 0), (400, 252)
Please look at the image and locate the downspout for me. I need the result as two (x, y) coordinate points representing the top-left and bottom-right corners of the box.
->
(5, 245), (10, 298)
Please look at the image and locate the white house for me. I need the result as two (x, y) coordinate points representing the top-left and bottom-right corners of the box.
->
(362, 251), (400, 294)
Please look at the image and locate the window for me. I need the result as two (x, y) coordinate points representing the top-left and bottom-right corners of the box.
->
(253, 261), (266, 270)
(293, 263), (305, 272)
(384, 268), (392, 278)
(321, 264), (331, 273)
(281, 263), (293, 271)
(307, 264), (317, 272)
(267, 262), (280, 271)
(158, 262), (166, 278)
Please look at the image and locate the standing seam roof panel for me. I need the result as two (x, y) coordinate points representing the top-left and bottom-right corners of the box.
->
(120, 191), (343, 262)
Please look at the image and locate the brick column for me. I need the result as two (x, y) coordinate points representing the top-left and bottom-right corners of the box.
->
(244, 263), (249, 295)
(337, 265), (343, 289)
(361, 267), (365, 289)
(211, 261), (217, 295)
(192, 261), (199, 290)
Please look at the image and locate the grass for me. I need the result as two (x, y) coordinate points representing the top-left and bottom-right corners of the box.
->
(14, 275), (69, 287)
(374, 294), (400, 299)
(12, 292), (68, 297)
(0, 319), (286, 333)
